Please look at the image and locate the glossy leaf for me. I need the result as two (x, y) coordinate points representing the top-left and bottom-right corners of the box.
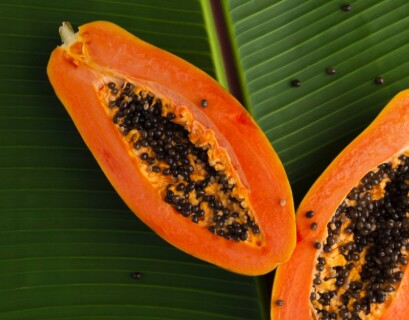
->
(2, 0), (409, 319)
(224, 0), (409, 202)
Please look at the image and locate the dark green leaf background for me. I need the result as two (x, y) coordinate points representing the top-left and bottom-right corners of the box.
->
(225, 0), (409, 202)
(1, 1), (409, 319)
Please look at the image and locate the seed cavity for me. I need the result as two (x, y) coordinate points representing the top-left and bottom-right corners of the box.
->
(311, 153), (409, 319)
(102, 79), (262, 244)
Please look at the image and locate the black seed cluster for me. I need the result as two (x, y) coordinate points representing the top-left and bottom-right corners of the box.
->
(312, 154), (409, 319)
(106, 82), (260, 241)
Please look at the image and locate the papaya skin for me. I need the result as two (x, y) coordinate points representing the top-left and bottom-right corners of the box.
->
(47, 21), (295, 275)
(271, 90), (409, 318)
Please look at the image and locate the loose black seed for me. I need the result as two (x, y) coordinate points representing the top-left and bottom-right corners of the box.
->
(130, 272), (142, 280)
(326, 67), (336, 75)
(291, 79), (301, 87)
(341, 4), (352, 12)
(374, 76), (385, 85)
(311, 222), (318, 231)
(306, 210), (314, 218)
(314, 241), (322, 249)
(201, 99), (208, 108)
(275, 299), (284, 306)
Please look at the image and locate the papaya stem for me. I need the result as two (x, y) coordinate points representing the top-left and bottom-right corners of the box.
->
(59, 21), (77, 47)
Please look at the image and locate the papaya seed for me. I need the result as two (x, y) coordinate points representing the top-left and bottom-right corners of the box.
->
(275, 299), (284, 306)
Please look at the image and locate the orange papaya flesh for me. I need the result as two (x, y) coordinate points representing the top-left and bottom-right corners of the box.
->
(272, 90), (409, 319)
(47, 21), (295, 275)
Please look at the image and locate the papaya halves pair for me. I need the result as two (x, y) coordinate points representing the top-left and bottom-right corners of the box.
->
(48, 22), (409, 319)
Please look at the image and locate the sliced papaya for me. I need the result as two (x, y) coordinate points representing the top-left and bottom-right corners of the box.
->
(271, 91), (409, 318)
(47, 21), (295, 275)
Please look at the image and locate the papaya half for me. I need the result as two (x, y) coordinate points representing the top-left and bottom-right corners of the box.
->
(271, 90), (409, 318)
(47, 21), (295, 275)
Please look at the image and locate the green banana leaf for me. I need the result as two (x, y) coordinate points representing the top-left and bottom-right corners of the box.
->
(1, 1), (409, 319)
